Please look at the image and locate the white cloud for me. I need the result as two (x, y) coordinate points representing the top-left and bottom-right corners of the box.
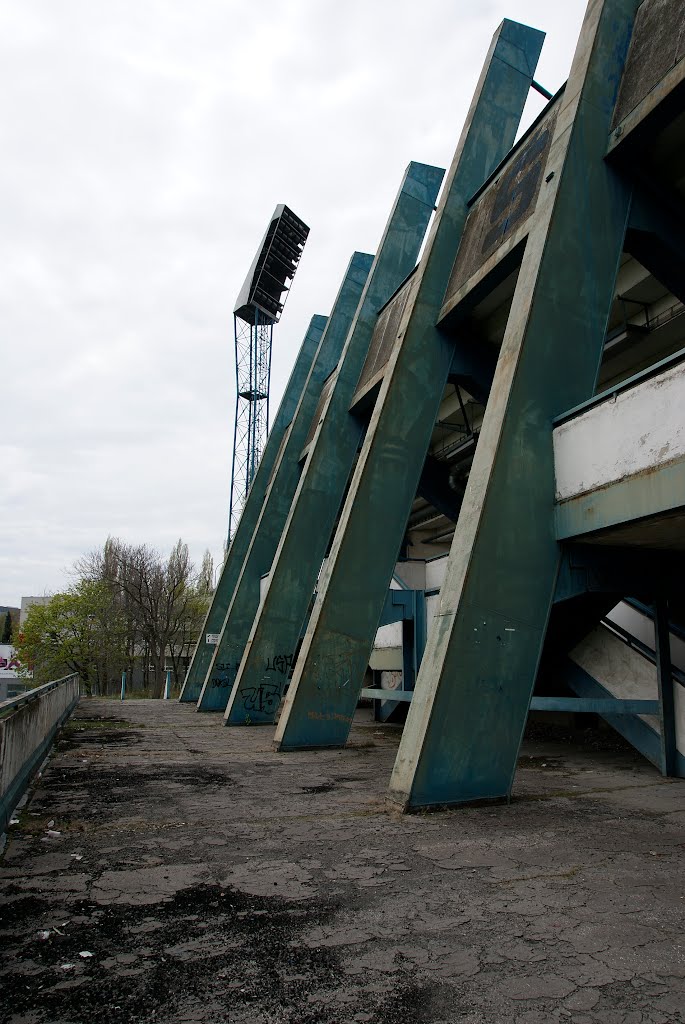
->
(0, 0), (587, 601)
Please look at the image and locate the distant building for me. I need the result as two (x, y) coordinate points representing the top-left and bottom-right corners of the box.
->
(0, 644), (20, 677)
(20, 595), (50, 627)
(0, 642), (25, 700)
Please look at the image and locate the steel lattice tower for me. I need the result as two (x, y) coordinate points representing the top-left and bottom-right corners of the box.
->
(229, 309), (273, 543)
(228, 205), (309, 547)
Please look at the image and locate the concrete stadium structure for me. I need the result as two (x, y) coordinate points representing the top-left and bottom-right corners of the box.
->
(181, 0), (685, 809)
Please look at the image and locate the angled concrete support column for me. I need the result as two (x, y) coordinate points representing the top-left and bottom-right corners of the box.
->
(389, 0), (638, 809)
(179, 314), (327, 703)
(224, 161), (444, 725)
(195, 254), (373, 711)
(274, 18), (545, 752)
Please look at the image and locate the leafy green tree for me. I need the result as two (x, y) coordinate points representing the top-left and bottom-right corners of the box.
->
(15, 580), (127, 694)
(1, 610), (11, 644)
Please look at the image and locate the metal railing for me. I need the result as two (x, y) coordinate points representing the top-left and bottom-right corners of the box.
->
(599, 619), (685, 689)
(554, 343), (685, 426)
(0, 673), (79, 717)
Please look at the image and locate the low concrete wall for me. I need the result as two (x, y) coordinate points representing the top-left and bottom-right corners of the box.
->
(0, 674), (80, 833)
(553, 358), (685, 502)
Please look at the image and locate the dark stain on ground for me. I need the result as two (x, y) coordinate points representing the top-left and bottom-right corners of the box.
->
(54, 715), (147, 755)
(374, 979), (462, 1022)
(59, 730), (140, 748)
(0, 894), (46, 932)
(68, 717), (136, 727)
(0, 882), (378, 1024)
(33, 764), (235, 823)
(299, 783), (336, 794)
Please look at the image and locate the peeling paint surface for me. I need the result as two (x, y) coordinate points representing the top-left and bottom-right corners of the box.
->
(554, 360), (685, 501)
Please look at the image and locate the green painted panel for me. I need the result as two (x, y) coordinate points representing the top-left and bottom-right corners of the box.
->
(274, 19), (546, 753)
(555, 458), (685, 540)
(389, 0), (639, 810)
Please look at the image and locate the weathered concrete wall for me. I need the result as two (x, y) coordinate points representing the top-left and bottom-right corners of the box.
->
(425, 555), (448, 592)
(0, 675), (79, 832)
(373, 622), (402, 649)
(607, 601), (685, 673)
(426, 594), (440, 631)
(392, 560), (427, 591)
(553, 360), (685, 502)
(570, 627), (685, 758)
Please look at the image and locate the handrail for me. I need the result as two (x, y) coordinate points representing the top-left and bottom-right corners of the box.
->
(622, 596), (685, 645)
(608, 297), (684, 340)
(646, 299), (684, 333)
(0, 673), (79, 718)
(554, 344), (685, 426)
(600, 620), (685, 689)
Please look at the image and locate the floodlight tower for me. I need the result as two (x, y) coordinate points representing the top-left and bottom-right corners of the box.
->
(228, 205), (309, 548)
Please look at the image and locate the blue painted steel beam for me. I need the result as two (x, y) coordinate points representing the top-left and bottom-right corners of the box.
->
(564, 657), (685, 778)
(372, 588), (427, 722)
(360, 694), (663, 714)
(655, 598), (678, 776)
(378, 589), (422, 628)
(362, 688), (413, 703)
(447, 338), (497, 406)
(529, 697), (660, 714)
(416, 456), (463, 524)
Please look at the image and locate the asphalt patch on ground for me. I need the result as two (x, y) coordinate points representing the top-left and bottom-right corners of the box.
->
(28, 762), (235, 836)
(3, 699), (684, 1024)
(0, 882), (444, 1024)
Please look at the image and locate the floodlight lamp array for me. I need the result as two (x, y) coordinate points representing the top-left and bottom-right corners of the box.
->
(233, 204), (309, 326)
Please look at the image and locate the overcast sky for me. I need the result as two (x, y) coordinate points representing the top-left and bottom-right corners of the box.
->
(1, 0), (588, 604)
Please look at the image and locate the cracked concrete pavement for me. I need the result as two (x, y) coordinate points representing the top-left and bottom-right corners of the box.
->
(1, 698), (684, 1023)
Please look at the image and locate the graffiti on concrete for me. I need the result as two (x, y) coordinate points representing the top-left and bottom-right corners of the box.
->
(265, 653), (295, 677)
(240, 683), (281, 714)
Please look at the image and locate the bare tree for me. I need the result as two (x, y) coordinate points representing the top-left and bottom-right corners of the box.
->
(76, 537), (211, 697)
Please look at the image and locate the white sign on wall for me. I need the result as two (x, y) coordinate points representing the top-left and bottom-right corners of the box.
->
(206, 634), (220, 645)
(0, 643), (21, 677)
